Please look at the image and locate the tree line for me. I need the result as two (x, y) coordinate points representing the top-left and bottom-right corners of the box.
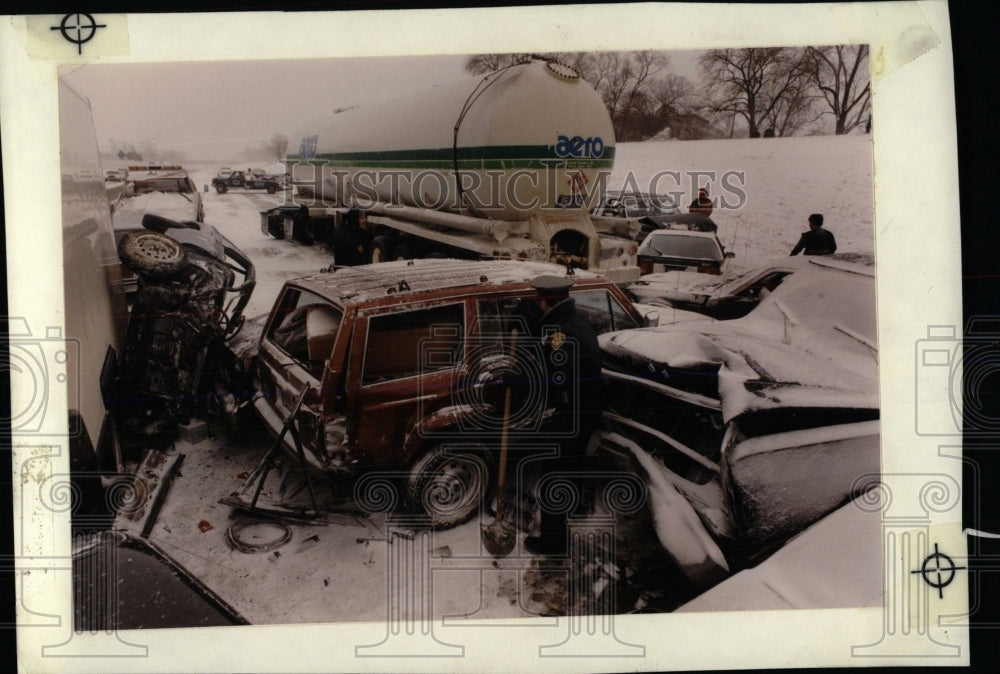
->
(465, 46), (870, 140)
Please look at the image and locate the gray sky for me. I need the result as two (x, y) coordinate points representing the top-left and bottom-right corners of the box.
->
(62, 51), (703, 161)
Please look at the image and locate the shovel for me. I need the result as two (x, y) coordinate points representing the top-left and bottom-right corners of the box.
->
(481, 329), (519, 557)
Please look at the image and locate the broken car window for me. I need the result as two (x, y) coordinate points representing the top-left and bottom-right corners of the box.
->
(362, 303), (464, 385)
(268, 288), (342, 377)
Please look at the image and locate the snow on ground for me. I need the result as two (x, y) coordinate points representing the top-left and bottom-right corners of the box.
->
(104, 136), (876, 623)
(612, 135), (874, 274)
(176, 163), (333, 318)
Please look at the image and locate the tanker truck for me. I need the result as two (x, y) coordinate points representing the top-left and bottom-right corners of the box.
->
(260, 60), (640, 283)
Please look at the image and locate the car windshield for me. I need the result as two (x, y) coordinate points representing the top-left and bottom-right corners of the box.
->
(641, 233), (721, 261)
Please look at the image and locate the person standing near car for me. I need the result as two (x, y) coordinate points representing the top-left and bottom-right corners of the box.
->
(688, 187), (713, 216)
(790, 213), (837, 256)
(523, 275), (605, 556)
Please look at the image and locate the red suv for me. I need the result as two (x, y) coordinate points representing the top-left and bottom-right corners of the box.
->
(253, 259), (647, 527)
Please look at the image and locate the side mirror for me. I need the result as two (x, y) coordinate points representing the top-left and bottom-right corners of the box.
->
(643, 310), (660, 328)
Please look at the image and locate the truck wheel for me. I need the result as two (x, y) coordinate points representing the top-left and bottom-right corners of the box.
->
(215, 184), (228, 194)
(266, 185), (277, 194)
(370, 236), (392, 264)
(118, 230), (188, 282)
(393, 242), (416, 261)
(407, 444), (491, 529)
(292, 222), (314, 245)
(266, 217), (285, 239)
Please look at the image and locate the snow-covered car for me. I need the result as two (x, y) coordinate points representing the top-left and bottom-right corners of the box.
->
(592, 190), (680, 220)
(596, 257), (879, 588)
(248, 259), (647, 528)
(105, 168), (128, 182)
(627, 253), (875, 320)
(635, 214), (733, 275)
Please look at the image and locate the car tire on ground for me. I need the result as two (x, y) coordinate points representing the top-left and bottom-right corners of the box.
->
(266, 184), (277, 194)
(406, 443), (491, 529)
(215, 184), (228, 194)
(370, 236), (392, 264)
(118, 230), (189, 282)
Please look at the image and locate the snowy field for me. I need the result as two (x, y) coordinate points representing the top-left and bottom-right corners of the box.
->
(611, 135), (874, 273)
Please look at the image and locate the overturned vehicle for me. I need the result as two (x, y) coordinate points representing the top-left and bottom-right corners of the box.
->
(116, 213), (256, 431)
(597, 256), (879, 588)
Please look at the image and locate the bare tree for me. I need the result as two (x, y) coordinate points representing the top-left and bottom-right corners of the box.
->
(582, 51), (673, 140)
(464, 51), (682, 140)
(699, 47), (812, 137)
(803, 45), (870, 135)
(464, 53), (532, 75)
(267, 133), (289, 161)
(652, 73), (696, 114)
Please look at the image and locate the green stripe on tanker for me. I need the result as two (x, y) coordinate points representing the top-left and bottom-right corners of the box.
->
(290, 61), (616, 221)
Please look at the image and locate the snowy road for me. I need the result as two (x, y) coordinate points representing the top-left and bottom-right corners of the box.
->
(115, 136), (876, 625)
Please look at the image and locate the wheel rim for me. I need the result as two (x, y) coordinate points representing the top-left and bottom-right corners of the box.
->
(133, 233), (182, 262)
(422, 456), (484, 520)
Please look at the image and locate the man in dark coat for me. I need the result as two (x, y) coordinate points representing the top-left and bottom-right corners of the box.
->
(791, 213), (837, 256)
(523, 275), (604, 556)
(688, 187), (713, 216)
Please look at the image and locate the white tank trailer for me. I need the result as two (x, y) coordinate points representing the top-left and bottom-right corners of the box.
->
(264, 60), (639, 281)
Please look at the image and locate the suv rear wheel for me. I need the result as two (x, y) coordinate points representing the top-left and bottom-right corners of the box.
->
(406, 444), (491, 528)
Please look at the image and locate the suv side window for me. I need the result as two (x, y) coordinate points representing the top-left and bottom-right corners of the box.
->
(267, 288), (342, 378)
(363, 303), (464, 385)
(571, 289), (639, 333)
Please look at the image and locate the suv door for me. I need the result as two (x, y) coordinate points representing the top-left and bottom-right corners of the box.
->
(348, 301), (466, 466)
(257, 286), (345, 463)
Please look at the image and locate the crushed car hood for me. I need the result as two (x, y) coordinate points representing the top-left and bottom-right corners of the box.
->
(601, 270), (878, 421)
(627, 270), (722, 305)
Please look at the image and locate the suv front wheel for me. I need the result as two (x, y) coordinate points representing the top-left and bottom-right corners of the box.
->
(406, 443), (491, 529)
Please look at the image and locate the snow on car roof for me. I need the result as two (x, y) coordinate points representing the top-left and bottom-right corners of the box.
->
(112, 191), (199, 230)
(292, 259), (605, 305)
(601, 259), (878, 420)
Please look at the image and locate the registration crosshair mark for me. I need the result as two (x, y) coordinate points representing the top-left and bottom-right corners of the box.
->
(910, 543), (966, 599)
(50, 13), (106, 55)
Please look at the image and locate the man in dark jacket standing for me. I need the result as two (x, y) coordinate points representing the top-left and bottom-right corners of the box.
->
(791, 213), (837, 256)
(523, 275), (604, 556)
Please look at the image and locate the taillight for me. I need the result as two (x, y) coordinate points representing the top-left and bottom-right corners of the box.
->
(629, 244), (638, 255)
(639, 260), (654, 275)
